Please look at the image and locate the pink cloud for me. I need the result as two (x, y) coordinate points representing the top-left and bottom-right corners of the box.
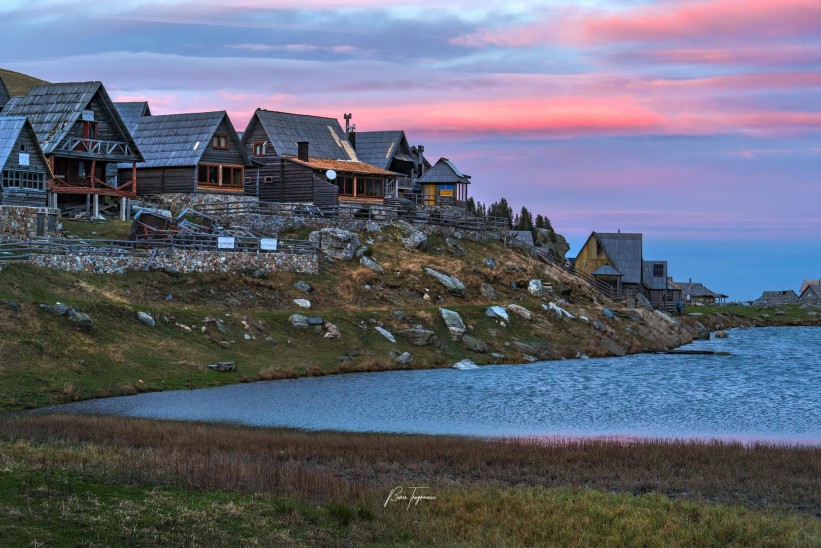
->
(635, 45), (821, 66)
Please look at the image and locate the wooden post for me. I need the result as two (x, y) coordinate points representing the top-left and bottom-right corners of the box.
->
(86, 194), (91, 219)
(132, 162), (137, 195)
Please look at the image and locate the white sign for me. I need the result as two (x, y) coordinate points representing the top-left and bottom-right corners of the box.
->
(217, 236), (235, 249)
(260, 238), (278, 251)
(82, 110), (95, 121)
(18, 152), (29, 166)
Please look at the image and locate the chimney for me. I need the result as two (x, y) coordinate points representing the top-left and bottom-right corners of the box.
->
(349, 130), (356, 150)
(417, 145), (425, 176)
(297, 141), (309, 162)
(344, 113), (352, 134)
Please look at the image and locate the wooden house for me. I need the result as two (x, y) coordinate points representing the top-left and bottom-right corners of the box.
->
(641, 260), (681, 308)
(799, 284), (821, 306)
(415, 158), (470, 206)
(0, 116), (53, 207)
(241, 109), (396, 206)
(675, 280), (727, 304)
(0, 81), (142, 214)
(116, 111), (251, 195)
(800, 279), (821, 294)
(350, 130), (429, 198)
(753, 290), (799, 306)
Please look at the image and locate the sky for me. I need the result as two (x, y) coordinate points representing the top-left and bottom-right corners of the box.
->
(1, 0), (819, 300)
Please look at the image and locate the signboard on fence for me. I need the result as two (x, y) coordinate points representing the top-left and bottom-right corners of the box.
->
(217, 236), (235, 249)
(260, 238), (278, 251)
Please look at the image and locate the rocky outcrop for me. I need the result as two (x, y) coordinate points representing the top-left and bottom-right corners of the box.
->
(440, 308), (466, 335)
(309, 227), (361, 260)
(462, 335), (488, 353)
(395, 220), (427, 251)
(424, 268), (465, 296)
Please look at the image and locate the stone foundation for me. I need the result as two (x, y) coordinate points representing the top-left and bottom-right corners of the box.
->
(0, 205), (60, 241)
(150, 193), (260, 216)
(29, 249), (318, 275)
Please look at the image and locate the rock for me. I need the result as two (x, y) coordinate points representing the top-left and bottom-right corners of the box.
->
(224, 298), (242, 308)
(397, 327), (438, 346)
(602, 307), (615, 320)
(375, 326), (396, 343)
(214, 319), (227, 334)
(600, 337), (626, 357)
(452, 359), (479, 370)
(294, 281), (312, 293)
(218, 341), (233, 349)
(775, 310), (786, 316)
(654, 310), (678, 325)
(395, 220), (427, 250)
(759, 313), (770, 318)
(623, 310), (645, 324)
(484, 258), (497, 269)
(424, 268), (465, 296)
(491, 352), (506, 360)
(137, 311), (156, 328)
(576, 352), (590, 360)
(512, 341), (538, 355)
(165, 292), (174, 301)
(506, 304), (532, 321)
(67, 310), (93, 330)
(635, 293), (654, 311)
(422, 293), (431, 301)
(252, 320), (266, 332)
(324, 323), (341, 339)
(522, 354), (538, 363)
(394, 352), (413, 365)
(307, 316), (324, 326)
(714, 330), (729, 339)
(38, 304), (54, 313)
(528, 279), (543, 296)
(309, 227), (361, 260)
(808, 311), (818, 317)
(480, 283), (498, 300)
(579, 315), (589, 323)
(5, 300), (21, 311)
(548, 302), (575, 319)
(592, 319), (607, 332)
(360, 256), (384, 274)
(208, 361), (236, 372)
(52, 303), (70, 316)
(462, 335), (488, 353)
(252, 268), (268, 279)
(365, 221), (382, 233)
(244, 333), (252, 340)
(485, 306), (509, 322)
(557, 283), (573, 297)
(440, 308), (466, 335)
(288, 314), (309, 328)
(445, 237), (465, 256)
(293, 299), (311, 309)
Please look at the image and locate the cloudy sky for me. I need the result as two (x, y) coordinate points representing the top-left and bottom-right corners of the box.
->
(2, 0), (819, 300)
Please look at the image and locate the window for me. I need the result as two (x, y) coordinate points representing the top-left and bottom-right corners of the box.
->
(2, 170), (46, 191)
(197, 164), (244, 189)
(653, 263), (664, 277)
(212, 133), (228, 149)
(75, 121), (98, 140)
(20, 144), (26, 152)
(253, 142), (265, 156)
(337, 176), (354, 196)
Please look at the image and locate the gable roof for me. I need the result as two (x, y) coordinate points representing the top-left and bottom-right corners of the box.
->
(800, 279), (821, 293)
(642, 260), (669, 290)
(249, 109), (358, 161)
(675, 281), (726, 299)
(125, 111), (249, 169)
(286, 156), (395, 177)
(1, 81), (141, 160)
(592, 264), (623, 277)
(800, 284), (821, 298)
(114, 101), (151, 132)
(353, 130), (416, 170)
(417, 157), (471, 185)
(593, 232), (643, 284)
(0, 117), (53, 176)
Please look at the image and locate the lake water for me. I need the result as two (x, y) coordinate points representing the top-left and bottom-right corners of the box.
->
(40, 326), (821, 442)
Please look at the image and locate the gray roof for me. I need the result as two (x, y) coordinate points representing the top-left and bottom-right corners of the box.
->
(0, 77), (9, 109)
(509, 230), (534, 247)
(353, 130), (415, 170)
(0, 116), (51, 174)
(114, 101), (151, 132)
(594, 232), (643, 284)
(592, 264), (623, 277)
(800, 284), (821, 298)
(642, 260), (669, 290)
(0, 81), (141, 160)
(251, 109), (357, 161)
(417, 157), (471, 185)
(124, 111), (248, 169)
(676, 281), (722, 298)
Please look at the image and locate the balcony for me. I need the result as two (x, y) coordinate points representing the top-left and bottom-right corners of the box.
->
(55, 137), (137, 160)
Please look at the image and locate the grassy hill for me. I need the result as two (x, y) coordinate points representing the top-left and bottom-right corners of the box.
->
(0, 67), (49, 97)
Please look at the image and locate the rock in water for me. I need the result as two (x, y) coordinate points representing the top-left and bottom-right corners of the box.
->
(506, 304), (532, 321)
(375, 326), (397, 343)
(462, 335), (488, 353)
(137, 311), (156, 328)
(440, 308), (466, 335)
(309, 227), (361, 260)
(424, 268), (465, 296)
(485, 306), (509, 322)
(360, 256), (385, 274)
(714, 330), (729, 339)
(452, 359), (479, 370)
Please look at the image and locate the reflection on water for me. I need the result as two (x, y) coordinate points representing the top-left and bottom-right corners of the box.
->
(41, 327), (821, 442)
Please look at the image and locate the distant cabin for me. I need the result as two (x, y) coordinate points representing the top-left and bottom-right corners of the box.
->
(416, 157), (470, 206)
(799, 284), (821, 306)
(753, 290), (799, 306)
(116, 111), (251, 195)
(0, 116), (53, 207)
(350, 130), (429, 198)
(675, 281), (728, 305)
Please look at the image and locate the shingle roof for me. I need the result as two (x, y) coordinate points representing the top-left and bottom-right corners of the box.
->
(1, 81), (141, 160)
(594, 232), (643, 284)
(353, 131), (413, 170)
(252, 109), (358, 161)
(114, 101), (151, 132)
(800, 284), (821, 299)
(417, 157), (471, 185)
(676, 281), (720, 298)
(800, 279), (821, 293)
(642, 260), (669, 290)
(287, 156), (396, 176)
(125, 111), (248, 169)
(0, 116), (52, 176)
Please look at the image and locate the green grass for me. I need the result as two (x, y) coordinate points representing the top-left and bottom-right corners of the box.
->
(693, 303), (816, 320)
(61, 218), (133, 240)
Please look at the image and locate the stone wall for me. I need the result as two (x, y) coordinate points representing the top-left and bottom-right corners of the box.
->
(0, 205), (60, 241)
(151, 193), (260, 216)
(29, 249), (318, 275)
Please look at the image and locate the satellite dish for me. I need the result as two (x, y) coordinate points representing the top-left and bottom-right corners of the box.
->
(326, 169), (337, 181)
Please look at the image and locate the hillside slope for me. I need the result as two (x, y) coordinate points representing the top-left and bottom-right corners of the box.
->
(0, 68), (49, 97)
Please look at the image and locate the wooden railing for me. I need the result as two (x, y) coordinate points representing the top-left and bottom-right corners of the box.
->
(56, 137), (136, 158)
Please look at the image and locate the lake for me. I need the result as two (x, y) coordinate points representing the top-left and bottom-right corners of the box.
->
(39, 326), (821, 442)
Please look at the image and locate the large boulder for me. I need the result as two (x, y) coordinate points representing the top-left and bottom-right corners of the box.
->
(485, 306), (509, 322)
(309, 227), (361, 260)
(424, 268), (465, 296)
(375, 326), (396, 343)
(137, 311), (156, 328)
(360, 256), (384, 274)
(289, 314), (309, 328)
(452, 359), (479, 370)
(395, 220), (427, 251)
(440, 308), (466, 335)
(636, 292), (654, 311)
(506, 304), (532, 321)
(462, 335), (488, 353)
(528, 280), (543, 297)
(480, 283), (498, 300)
(397, 328), (439, 346)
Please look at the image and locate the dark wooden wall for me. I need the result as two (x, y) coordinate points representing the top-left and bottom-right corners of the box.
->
(245, 158), (321, 203)
(200, 117), (247, 167)
(119, 166), (196, 195)
(241, 117), (280, 159)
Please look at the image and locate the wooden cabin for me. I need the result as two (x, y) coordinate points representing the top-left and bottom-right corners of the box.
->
(415, 158), (470, 206)
(350, 130), (429, 198)
(674, 280), (728, 305)
(0, 117), (53, 207)
(116, 111), (251, 195)
(799, 284), (821, 306)
(642, 260), (681, 308)
(113, 101), (152, 132)
(242, 109), (395, 206)
(753, 290), (798, 307)
(0, 81), (142, 213)
(575, 232), (644, 296)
